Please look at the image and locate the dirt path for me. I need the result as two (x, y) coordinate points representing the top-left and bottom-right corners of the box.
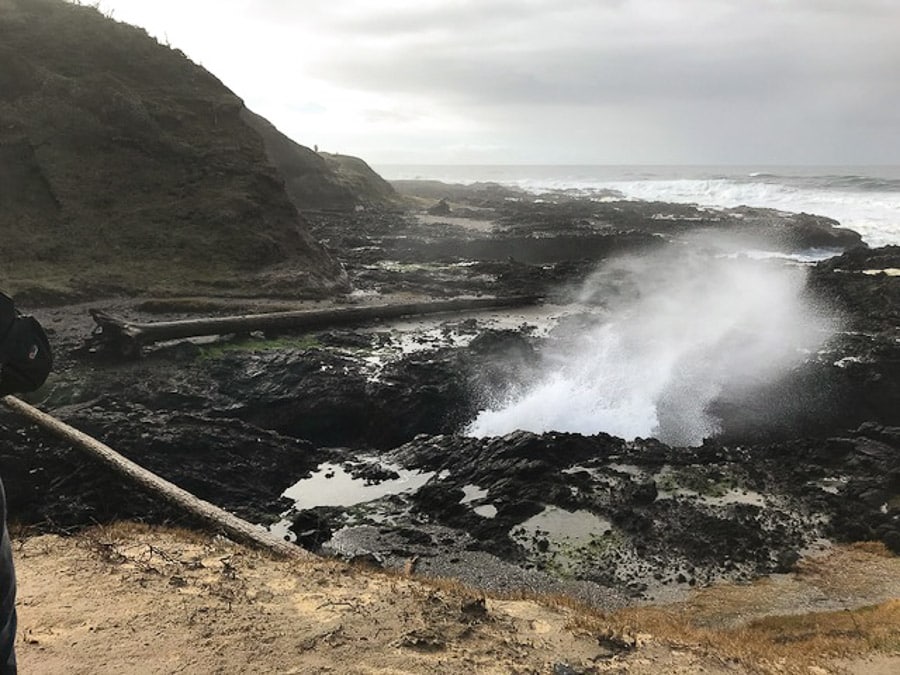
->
(12, 524), (900, 674)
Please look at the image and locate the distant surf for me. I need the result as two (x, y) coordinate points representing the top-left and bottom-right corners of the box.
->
(378, 165), (900, 248)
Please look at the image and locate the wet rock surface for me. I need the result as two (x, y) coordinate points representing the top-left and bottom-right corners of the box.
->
(307, 193), (862, 300)
(291, 423), (899, 603)
(2, 187), (897, 607)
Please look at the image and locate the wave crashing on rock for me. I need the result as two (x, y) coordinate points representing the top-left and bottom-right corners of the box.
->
(468, 233), (836, 445)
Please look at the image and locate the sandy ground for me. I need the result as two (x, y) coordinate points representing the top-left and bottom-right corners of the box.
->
(11, 524), (900, 674)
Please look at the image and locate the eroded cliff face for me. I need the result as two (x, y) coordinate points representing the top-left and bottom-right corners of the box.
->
(0, 0), (353, 301)
(241, 109), (399, 212)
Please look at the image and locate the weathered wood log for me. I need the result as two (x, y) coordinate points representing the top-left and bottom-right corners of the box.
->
(2, 395), (308, 560)
(89, 295), (541, 357)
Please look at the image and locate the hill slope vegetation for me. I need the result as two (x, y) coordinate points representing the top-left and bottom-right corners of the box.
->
(241, 109), (398, 212)
(0, 0), (382, 300)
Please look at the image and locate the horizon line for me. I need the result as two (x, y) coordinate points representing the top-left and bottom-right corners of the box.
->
(371, 162), (900, 168)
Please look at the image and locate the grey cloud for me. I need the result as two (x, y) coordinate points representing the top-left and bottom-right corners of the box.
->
(303, 0), (900, 121)
(313, 40), (812, 107)
(95, 0), (900, 163)
(362, 108), (421, 124)
(311, 0), (624, 38)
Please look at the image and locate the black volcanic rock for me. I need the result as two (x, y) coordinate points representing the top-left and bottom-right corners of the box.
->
(1, 243), (897, 601)
(390, 180), (525, 205)
(816, 244), (900, 272)
(426, 198), (452, 216)
(0, 402), (322, 527)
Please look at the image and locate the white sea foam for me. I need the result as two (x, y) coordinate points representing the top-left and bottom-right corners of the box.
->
(378, 165), (900, 248)
(591, 179), (899, 249)
(467, 233), (835, 446)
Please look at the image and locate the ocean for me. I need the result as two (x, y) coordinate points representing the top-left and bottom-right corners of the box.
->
(375, 165), (900, 249)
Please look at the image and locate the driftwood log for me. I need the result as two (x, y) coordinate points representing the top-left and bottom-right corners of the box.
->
(89, 295), (541, 357)
(2, 395), (307, 560)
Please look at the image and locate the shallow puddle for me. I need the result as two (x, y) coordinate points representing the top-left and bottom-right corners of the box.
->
(473, 505), (498, 518)
(282, 462), (436, 510)
(510, 506), (619, 576)
(513, 506), (613, 545)
(460, 484), (489, 503)
(459, 484), (497, 518)
(654, 465), (766, 506)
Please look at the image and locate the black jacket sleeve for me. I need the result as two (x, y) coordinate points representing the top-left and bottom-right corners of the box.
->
(0, 295), (18, 365)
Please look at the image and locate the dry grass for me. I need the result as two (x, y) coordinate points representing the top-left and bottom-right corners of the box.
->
(381, 559), (900, 672)
(566, 599), (900, 673)
(19, 522), (900, 674)
(846, 541), (895, 557)
(400, 544), (900, 672)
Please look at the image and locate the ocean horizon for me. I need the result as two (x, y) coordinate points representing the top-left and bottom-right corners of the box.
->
(375, 164), (900, 248)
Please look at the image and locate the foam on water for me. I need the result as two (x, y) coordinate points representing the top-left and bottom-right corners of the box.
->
(592, 178), (899, 249)
(467, 233), (835, 446)
(379, 165), (900, 248)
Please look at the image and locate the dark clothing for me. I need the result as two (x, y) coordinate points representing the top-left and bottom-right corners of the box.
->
(0, 478), (15, 674)
(0, 293), (52, 398)
(0, 296), (18, 673)
(0, 294), (47, 675)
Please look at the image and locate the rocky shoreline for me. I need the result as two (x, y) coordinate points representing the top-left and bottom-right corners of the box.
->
(2, 187), (898, 609)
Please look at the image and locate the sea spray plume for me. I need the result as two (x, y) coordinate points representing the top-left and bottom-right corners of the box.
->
(467, 233), (835, 445)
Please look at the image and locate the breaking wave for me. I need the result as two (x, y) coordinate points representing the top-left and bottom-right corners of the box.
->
(379, 165), (900, 249)
(467, 234), (835, 446)
(581, 178), (898, 248)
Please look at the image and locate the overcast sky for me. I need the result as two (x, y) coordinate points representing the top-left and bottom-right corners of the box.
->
(91, 0), (899, 166)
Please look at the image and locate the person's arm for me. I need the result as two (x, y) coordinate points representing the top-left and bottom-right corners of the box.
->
(0, 294), (16, 363)
(0, 296), (18, 367)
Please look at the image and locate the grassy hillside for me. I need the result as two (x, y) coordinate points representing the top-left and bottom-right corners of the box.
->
(0, 0), (349, 301)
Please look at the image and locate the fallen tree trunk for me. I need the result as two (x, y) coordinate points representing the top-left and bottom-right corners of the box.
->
(2, 395), (307, 560)
(89, 295), (541, 357)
